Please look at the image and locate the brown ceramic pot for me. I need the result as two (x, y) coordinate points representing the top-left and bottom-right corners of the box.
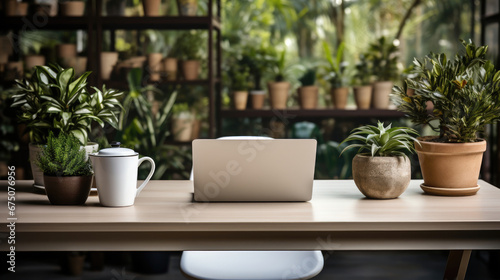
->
(268, 81), (290, 109)
(100, 52), (118, 80)
(298, 86), (318, 109)
(59, 1), (86, 16)
(163, 57), (177, 81)
(143, 0), (162, 16)
(353, 85), (372, 109)
(250, 90), (266, 109)
(330, 87), (349, 109)
(415, 136), (486, 196)
(352, 154), (411, 199)
(182, 60), (200, 80)
(147, 53), (163, 81)
(233, 91), (249, 110)
(24, 55), (45, 72)
(372, 81), (393, 109)
(43, 175), (92, 205)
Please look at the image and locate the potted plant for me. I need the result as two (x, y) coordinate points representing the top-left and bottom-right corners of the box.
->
(10, 64), (122, 187)
(145, 30), (164, 82)
(171, 103), (194, 142)
(106, 0), (126, 16)
(267, 49), (290, 109)
(229, 64), (250, 110)
(100, 35), (119, 81)
(176, 0), (197, 16)
(323, 41), (351, 110)
(35, 132), (93, 205)
(170, 31), (203, 81)
(352, 54), (372, 109)
(240, 44), (274, 109)
(57, 31), (77, 68)
(24, 45), (46, 74)
(340, 121), (420, 199)
(297, 68), (318, 109)
(59, 0), (86, 17)
(366, 36), (399, 109)
(393, 40), (500, 196)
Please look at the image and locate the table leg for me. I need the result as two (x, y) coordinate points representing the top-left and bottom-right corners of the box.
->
(444, 250), (471, 280)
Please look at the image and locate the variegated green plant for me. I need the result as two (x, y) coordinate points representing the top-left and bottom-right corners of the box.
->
(340, 121), (420, 157)
(393, 40), (500, 143)
(11, 64), (122, 144)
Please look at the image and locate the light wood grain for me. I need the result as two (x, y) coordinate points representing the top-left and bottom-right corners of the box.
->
(1, 180), (499, 251)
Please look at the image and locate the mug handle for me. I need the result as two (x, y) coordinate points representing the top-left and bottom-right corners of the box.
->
(136, 156), (155, 197)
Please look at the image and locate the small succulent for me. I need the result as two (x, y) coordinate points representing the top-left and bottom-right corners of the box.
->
(340, 121), (420, 157)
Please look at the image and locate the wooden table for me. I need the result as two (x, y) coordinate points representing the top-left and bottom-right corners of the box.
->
(1, 180), (500, 279)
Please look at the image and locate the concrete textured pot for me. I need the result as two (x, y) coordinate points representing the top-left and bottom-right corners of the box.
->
(298, 86), (318, 109)
(330, 87), (349, 109)
(352, 154), (411, 199)
(172, 115), (194, 142)
(415, 136), (486, 196)
(372, 81), (393, 109)
(250, 90), (266, 109)
(353, 85), (372, 109)
(43, 175), (92, 205)
(233, 91), (249, 110)
(268, 81), (290, 109)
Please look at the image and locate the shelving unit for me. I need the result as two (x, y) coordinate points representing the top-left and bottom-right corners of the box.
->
(1, 0), (222, 138)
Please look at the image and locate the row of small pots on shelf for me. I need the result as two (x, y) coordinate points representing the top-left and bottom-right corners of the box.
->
(232, 80), (395, 110)
(104, 53), (200, 82)
(0, 44), (87, 81)
(3, 0), (85, 17)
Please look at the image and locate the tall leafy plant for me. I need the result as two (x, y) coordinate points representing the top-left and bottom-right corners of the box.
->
(366, 36), (399, 82)
(10, 64), (122, 144)
(393, 40), (500, 143)
(117, 68), (190, 179)
(323, 41), (350, 88)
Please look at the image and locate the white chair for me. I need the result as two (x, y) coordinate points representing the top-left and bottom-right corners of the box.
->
(182, 136), (324, 280)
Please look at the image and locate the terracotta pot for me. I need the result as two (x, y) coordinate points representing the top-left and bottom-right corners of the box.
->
(250, 90), (266, 109)
(233, 91), (248, 110)
(44, 175), (92, 205)
(72, 56), (88, 76)
(142, 0), (161, 16)
(57, 44), (77, 58)
(191, 119), (201, 140)
(172, 116), (194, 142)
(353, 85), (372, 109)
(0, 53), (8, 64)
(4, 0), (18, 16)
(24, 55), (45, 72)
(415, 136), (486, 196)
(59, 1), (86, 17)
(330, 87), (349, 109)
(100, 52), (118, 80)
(162, 57), (177, 81)
(17, 2), (29, 16)
(352, 154), (411, 199)
(5, 61), (23, 80)
(147, 53), (163, 81)
(372, 81), (393, 109)
(267, 81), (290, 109)
(182, 60), (200, 80)
(177, 0), (198, 16)
(298, 86), (318, 109)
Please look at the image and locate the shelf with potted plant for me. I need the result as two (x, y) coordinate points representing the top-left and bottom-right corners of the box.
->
(220, 108), (406, 119)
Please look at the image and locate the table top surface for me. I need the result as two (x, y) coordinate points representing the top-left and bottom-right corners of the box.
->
(1, 179), (500, 233)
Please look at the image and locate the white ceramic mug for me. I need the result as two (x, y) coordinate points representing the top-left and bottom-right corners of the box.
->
(90, 144), (155, 207)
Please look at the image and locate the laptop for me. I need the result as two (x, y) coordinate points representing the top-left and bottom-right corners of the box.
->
(192, 139), (317, 202)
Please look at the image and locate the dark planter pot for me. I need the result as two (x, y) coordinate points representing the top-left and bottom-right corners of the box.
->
(131, 251), (170, 274)
(43, 175), (92, 205)
(106, 0), (126, 16)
